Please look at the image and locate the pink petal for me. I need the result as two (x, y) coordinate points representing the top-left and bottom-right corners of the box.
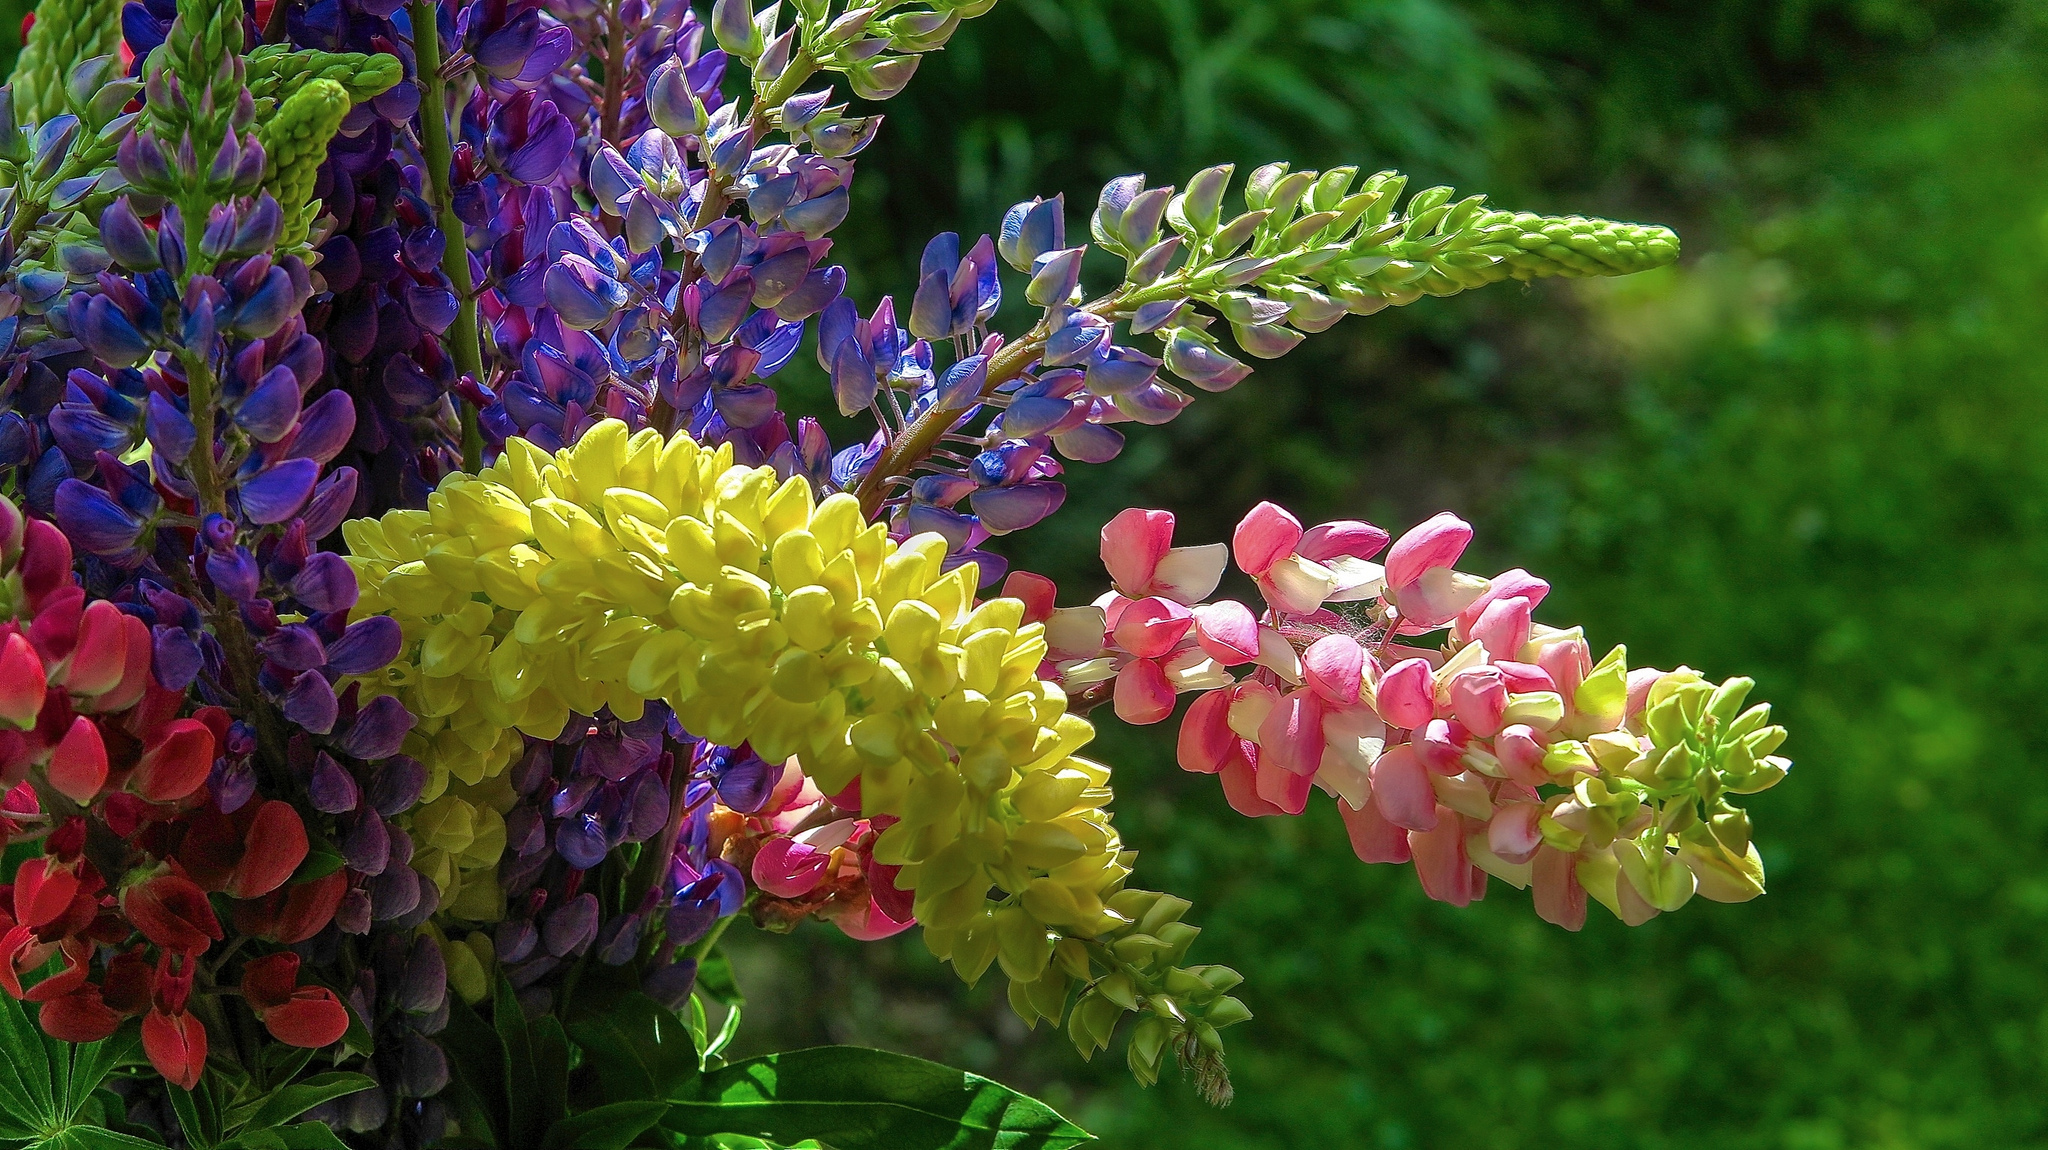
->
(1391, 567), (1490, 630)
(1487, 802), (1543, 865)
(1150, 543), (1228, 605)
(752, 836), (831, 898)
(1192, 600), (1260, 663)
(1255, 688), (1325, 776)
(1384, 511), (1472, 591)
(1536, 637), (1592, 701)
(1452, 568), (1550, 641)
(65, 600), (130, 698)
(1368, 743), (1437, 831)
(1230, 501), (1302, 578)
(1448, 667), (1507, 738)
(1417, 718), (1469, 775)
(1375, 657), (1436, 730)
(999, 571), (1057, 625)
(1494, 661), (1556, 694)
(1176, 689), (1237, 774)
(1531, 845), (1587, 931)
(1465, 595), (1534, 662)
(1101, 508), (1174, 598)
(1301, 634), (1363, 707)
(1298, 520), (1390, 563)
(1226, 679), (1281, 741)
(1111, 596), (1193, 659)
(1112, 658), (1177, 725)
(1340, 796), (1413, 863)
(1253, 625), (1303, 684)
(1253, 755), (1313, 814)
(1494, 724), (1547, 786)
(1408, 809), (1483, 907)
(1217, 744), (1289, 817)
(1626, 667), (1666, 723)
(832, 894), (916, 940)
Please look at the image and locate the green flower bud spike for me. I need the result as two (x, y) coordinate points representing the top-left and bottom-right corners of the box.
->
(245, 44), (403, 115)
(9, 0), (125, 124)
(259, 78), (353, 247)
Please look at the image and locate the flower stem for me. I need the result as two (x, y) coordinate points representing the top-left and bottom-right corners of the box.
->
(410, 0), (486, 472)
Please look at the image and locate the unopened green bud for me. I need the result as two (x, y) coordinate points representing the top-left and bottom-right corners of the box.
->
(1096, 971), (1140, 1011)
(1243, 162), (1289, 211)
(1201, 995), (1252, 1029)
(1137, 893), (1192, 937)
(994, 906), (1053, 983)
(1169, 164), (1233, 238)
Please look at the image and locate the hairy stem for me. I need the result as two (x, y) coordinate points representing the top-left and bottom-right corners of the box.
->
(410, 0), (486, 472)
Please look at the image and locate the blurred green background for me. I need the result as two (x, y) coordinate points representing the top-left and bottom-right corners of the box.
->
(15, 1), (2047, 1145)
(736, 3), (2048, 1148)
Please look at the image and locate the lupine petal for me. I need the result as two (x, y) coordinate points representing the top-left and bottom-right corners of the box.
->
(1301, 634), (1364, 707)
(1231, 501), (1301, 577)
(1175, 688), (1236, 774)
(1385, 511), (1473, 591)
(239, 459), (321, 524)
(1369, 744), (1437, 831)
(1099, 508), (1172, 598)
(1191, 600), (1259, 664)
(1112, 658), (1176, 725)
(1375, 657), (1436, 730)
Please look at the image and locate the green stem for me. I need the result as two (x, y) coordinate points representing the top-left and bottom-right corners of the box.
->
(410, 0), (486, 472)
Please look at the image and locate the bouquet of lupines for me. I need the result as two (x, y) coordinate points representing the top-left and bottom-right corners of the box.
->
(0, 0), (1789, 1142)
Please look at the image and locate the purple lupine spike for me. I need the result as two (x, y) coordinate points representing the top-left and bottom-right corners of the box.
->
(300, 468), (360, 539)
(370, 756), (429, 818)
(596, 912), (646, 966)
(556, 813), (608, 869)
(643, 958), (698, 1010)
(291, 552), (359, 612)
(238, 458), (321, 524)
(972, 481), (1067, 535)
(235, 365), (305, 442)
(284, 388), (358, 466)
(399, 935), (448, 1015)
(258, 623), (328, 671)
(344, 808), (392, 873)
(1086, 344), (1163, 396)
(542, 893), (600, 957)
(53, 478), (146, 556)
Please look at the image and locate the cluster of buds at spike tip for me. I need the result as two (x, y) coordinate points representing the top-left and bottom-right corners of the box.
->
(343, 419), (1247, 1078)
(1018, 500), (1789, 929)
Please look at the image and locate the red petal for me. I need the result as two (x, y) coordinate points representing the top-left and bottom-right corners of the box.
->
(1111, 658), (1176, 726)
(1339, 797), (1412, 864)
(142, 1009), (208, 1090)
(1100, 508), (1174, 597)
(1216, 743), (1288, 818)
(0, 633), (47, 729)
(37, 990), (120, 1042)
(48, 717), (108, 804)
(997, 571), (1056, 625)
(63, 601), (130, 699)
(239, 951), (302, 1012)
(132, 719), (215, 802)
(1368, 744), (1438, 831)
(225, 801), (308, 899)
(262, 988), (350, 1048)
(1174, 689), (1236, 774)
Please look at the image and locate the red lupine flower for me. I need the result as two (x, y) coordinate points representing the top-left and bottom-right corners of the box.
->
(128, 718), (214, 802)
(12, 855), (81, 931)
(142, 1007), (207, 1089)
(23, 938), (92, 1002)
(100, 948), (153, 1015)
(120, 873), (223, 955)
(0, 922), (59, 998)
(180, 799), (309, 898)
(232, 869), (348, 944)
(38, 988), (121, 1042)
(47, 717), (108, 803)
(0, 633), (44, 730)
(240, 952), (351, 1048)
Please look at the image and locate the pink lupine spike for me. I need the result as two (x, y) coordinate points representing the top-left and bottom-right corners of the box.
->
(1393, 567), (1492, 631)
(1176, 689), (1237, 774)
(1217, 745), (1289, 817)
(1453, 568), (1551, 642)
(1101, 507), (1175, 597)
(1384, 511), (1472, 591)
(1256, 689), (1325, 776)
(1416, 718), (1469, 775)
(1225, 679), (1281, 741)
(1449, 668), (1508, 738)
(1531, 845), (1587, 931)
(1149, 543), (1229, 605)
(86, 615), (154, 715)
(832, 893), (915, 940)
(29, 585), (84, 666)
(1409, 810), (1486, 907)
(1368, 744), (1437, 831)
(1111, 596), (1193, 659)
(0, 497), (20, 559)
(17, 519), (72, 606)
(1487, 803), (1544, 865)
(1112, 658), (1176, 725)
(1298, 520), (1390, 563)
(1465, 596), (1534, 664)
(0, 634), (47, 729)
(1253, 752), (1314, 814)
(64, 601), (132, 699)
(49, 717), (108, 804)
(1494, 725), (1548, 787)
(753, 836), (831, 898)
(1374, 657), (1435, 730)
(1192, 600), (1259, 664)
(998, 571), (1056, 625)
(1301, 634), (1364, 707)
(1340, 796), (1412, 864)
(1162, 646), (1232, 692)
(1253, 626), (1303, 684)
(1230, 501), (1302, 577)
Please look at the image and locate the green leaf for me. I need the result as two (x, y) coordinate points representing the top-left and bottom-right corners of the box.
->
(530, 1015), (571, 1134)
(227, 1072), (375, 1135)
(166, 1084), (216, 1150)
(31, 1125), (171, 1149)
(219, 1121), (352, 1150)
(0, 986), (56, 1125)
(494, 976), (541, 1150)
(696, 950), (745, 1009)
(61, 1028), (140, 1120)
(439, 998), (507, 1150)
(565, 989), (698, 1106)
(663, 1047), (1093, 1150)
(537, 1102), (669, 1150)
(701, 996), (745, 1070)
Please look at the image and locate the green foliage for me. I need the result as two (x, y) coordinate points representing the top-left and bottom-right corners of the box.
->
(0, 991), (141, 1147)
(257, 76), (351, 247)
(158, 1064), (375, 1150)
(663, 1046), (1093, 1149)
